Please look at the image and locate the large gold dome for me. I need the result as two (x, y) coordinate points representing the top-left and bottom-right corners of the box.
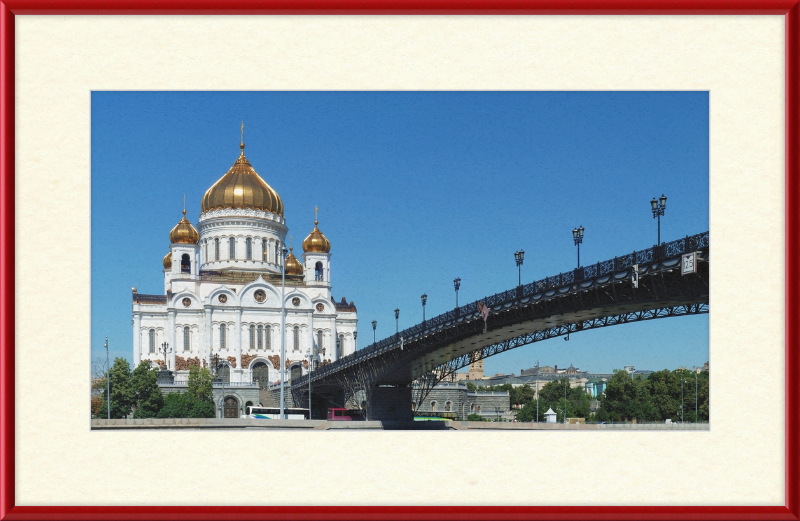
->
(285, 247), (304, 275)
(302, 219), (331, 253)
(201, 144), (284, 215)
(169, 210), (200, 244)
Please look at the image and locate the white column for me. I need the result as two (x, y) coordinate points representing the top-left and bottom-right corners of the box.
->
(168, 310), (176, 370)
(332, 318), (338, 362)
(234, 308), (242, 371)
(204, 307), (212, 368)
(133, 313), (141, 364)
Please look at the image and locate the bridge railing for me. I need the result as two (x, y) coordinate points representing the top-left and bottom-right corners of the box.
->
(294, 231), (709, 387)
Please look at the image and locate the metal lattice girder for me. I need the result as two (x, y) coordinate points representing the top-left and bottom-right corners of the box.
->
(291, 232), (710, 411)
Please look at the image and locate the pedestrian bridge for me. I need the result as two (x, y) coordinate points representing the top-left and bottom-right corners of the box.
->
(291, 231), (709, 421)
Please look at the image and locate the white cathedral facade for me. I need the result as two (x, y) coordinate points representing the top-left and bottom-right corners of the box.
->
(131, 138), (358, 386)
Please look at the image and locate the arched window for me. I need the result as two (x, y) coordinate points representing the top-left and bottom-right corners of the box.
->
(220, 324), (226, 350)
(430, 401), (437, 412)
(214, 238), (219, 261)
(316, 330), (323, 355)
(149, 329), (155, 353)
(265, 326), (271, 350)
(257, 325), (263, 350)
(477, 405), (482, 413)
(183, 326), (190, 351)
(246, 238), (252, 260)
(181, 253), (190, 273)
(249, 325), (255, 349)
(338, 334), (344, 357)
(293, 326), (300, 351)
(470, 403), (475, 412)
(315, 261), (323, 281)
(262, 240), (267, 262)
(229, 237), (235, 259)
(445, 401), (452, 412)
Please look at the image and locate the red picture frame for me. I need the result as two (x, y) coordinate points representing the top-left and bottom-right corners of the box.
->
(1, 2), (798, 520)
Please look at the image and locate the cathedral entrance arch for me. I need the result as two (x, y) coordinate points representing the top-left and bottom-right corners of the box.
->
(216, 363), (231, 382)
(290, 364), (302, 382)
(223, 396), (239, 418)
(251, 361), (271, 388)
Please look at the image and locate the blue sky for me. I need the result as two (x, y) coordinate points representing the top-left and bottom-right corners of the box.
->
(91, 91), (709, 375)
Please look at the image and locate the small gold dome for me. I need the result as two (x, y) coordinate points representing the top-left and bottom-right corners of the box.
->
(302, 219), (331, 253)
(163, 252), (172, 269)
(285, 247), (304, 275)
(201, 145), (284, 215)
(169, 210), (200, 244)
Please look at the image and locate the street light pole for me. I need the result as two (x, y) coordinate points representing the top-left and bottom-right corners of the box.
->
(306, 349), (313, 419)
(421, 294), (427, 323)
(572, 226), (584, 268)
(104, 336), (110, 419)
(564, 378), (567, 424)
(650, 194), (667, 246)
(681, 378), (685, 423)
(394, 308), (399, 335)
(514, 250), (525, 286)
(160, 342), (171, 370)
(279, 246), (288, 420)
(453, 277), (461, 309)
(372, 320), (377, 344)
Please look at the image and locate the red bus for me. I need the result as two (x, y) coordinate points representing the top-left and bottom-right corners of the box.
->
(327, 408), (366, 421)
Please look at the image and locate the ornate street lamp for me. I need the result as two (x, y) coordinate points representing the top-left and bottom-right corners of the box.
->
(372, 320), (377, 343)
(394, 308), (400, 335)
(160, 341), (171, 370)
(514, 250), (525, 286)
(650, 194), (667, 245)
(453, 277), (461, 309)
(572, 226), (584, 268)
(421, 294), (427, 323)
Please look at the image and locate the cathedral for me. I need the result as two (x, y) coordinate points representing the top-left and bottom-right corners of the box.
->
(131, 134), (358, 388)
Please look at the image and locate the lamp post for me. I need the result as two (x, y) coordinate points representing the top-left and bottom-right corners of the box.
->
(372, 320), (377, 344)
(514, 250), (524, 286)
(210, 350), (224, 418)
(160, 342), (171, 370)
(453, 277), (461, 309)
(564, 378), (568, 424)
(104, 336), (110, 419)
(572, 226), (584, 268)
(394, 308), (399, 335)
(279, 246), (288, 420)
(650, 194), (667, 245)
(681, 378), (685, 423)
(306, 349), (313, 419)
(421, 294), (427, 323)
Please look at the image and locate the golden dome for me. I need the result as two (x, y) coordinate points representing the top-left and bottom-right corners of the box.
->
(302, 217), (331, 253)
(200, 143), (284, 215)
(163, 252), (172, 269)
(169, 210), (200, 244)
(285, 247), (304, 275)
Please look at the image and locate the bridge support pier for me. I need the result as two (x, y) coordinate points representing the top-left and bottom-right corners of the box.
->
(368, 386), (413, 422)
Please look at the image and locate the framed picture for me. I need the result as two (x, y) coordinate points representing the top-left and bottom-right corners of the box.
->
(1, 2), (797, 519)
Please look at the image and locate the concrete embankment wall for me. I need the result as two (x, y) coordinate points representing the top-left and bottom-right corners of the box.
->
(91, 419), (709, 430)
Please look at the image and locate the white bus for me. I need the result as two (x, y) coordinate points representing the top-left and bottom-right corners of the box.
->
(242, 406), (308, 420)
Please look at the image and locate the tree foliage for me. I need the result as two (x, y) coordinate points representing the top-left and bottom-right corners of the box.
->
(594, 368), (709, 422)
(187, 366), (214, 403)
(131, 362), (163, 419)
(104, 357), (134, 419)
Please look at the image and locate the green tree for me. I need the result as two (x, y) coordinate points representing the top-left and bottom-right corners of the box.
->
(516, 399), (541, 422)
(104, 357), (134, 419)
(157, 392), (192, 418)
(131, 361), (163, 419)
(466, 413), (484, 422)
(465, 382), (477, 391)
(187, 366), (214, 403)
